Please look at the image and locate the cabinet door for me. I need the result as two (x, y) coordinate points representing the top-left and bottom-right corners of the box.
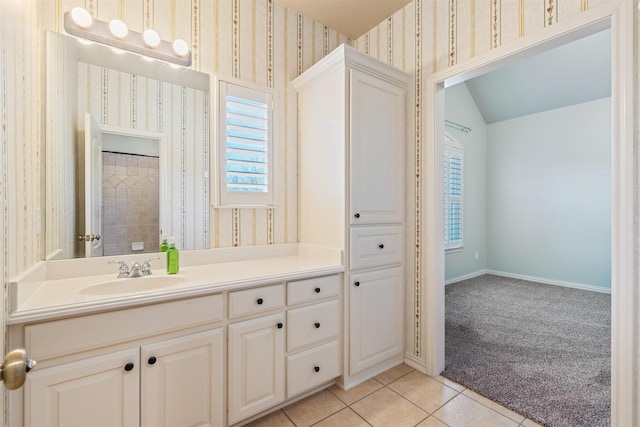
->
(228, 313), (285, 424)
(350, 69), (405, 224)
(141, 329), (224, 427)
(349, 267), (404, 375)
(25, 348), (139, 427)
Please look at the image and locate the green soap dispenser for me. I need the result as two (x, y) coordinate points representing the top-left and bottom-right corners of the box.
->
(160, 235), (169, 252)
(166, 237), (179, 274)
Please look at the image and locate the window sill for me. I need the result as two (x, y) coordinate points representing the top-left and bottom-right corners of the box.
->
(445, 246), (464, 254)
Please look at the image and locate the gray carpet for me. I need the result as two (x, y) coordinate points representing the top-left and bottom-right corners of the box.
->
(442, 274), (610, 427)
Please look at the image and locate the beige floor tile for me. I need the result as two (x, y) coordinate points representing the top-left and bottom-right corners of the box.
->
(282, 390), (345, 427)
(521, 418), (546, 427)
(351, 387), (428, 427)
(433, 394), (519, 427)
(244, 410), (295, 427)
(388, 370), (459, 414)
(374, 363), (414, 385)
(312, 408), (370, 427)
(462, 389), (525, 423)
(416, 416), (449, 427)
(328, 379), (383, 405)
(435, 375), (466, 392)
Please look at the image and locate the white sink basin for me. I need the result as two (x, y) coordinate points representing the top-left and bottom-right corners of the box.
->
(79, 275), (186, 296)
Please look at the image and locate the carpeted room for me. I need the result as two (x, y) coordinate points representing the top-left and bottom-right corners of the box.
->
(441, 29), (612, 427)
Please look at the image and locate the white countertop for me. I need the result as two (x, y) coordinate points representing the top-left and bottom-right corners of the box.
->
(9, 244), (344, 324)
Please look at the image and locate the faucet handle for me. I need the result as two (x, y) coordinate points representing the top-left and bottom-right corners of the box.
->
(108, 260), (129, 278)
(142, 257), (160, 275)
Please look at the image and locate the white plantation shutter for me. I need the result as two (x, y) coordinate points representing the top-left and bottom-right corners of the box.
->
(218, 80), (274, 206)
(444, 134), (464, 250)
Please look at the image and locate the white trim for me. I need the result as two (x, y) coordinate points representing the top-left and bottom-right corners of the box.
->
(444, 269), (488, 286)
(403, 352), (426, 372)
(484, 270), (611, 295)
(423, 3), (635, 426)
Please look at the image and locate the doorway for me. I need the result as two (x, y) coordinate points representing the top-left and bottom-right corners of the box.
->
(423, 5), (635, 426)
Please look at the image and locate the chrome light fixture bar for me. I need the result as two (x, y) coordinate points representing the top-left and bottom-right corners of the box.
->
(63, 8), (191, 67)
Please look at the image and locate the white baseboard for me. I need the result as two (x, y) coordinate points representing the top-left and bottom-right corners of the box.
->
(485, 269), (611, 294)
(403, 352), (426, 373)
(445, 269), (489, 285)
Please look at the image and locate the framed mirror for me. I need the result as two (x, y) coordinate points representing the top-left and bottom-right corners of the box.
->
(45, 31), (210, 260)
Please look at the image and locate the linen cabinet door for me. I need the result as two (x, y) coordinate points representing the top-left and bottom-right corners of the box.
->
(141, 328), (224, 427)
(228, 313), (285, 425)
(349, 69), (405, 225)
(24, 348), (140, 427)
(349, 267), (404, 375)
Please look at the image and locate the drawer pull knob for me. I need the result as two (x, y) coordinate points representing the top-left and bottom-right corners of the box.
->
(378, 244), (384, 249)
(277, 322), (283, 329)
(314, 287), (321, 293)
(314, 322), (321, 328)
(257, 298), (264, 305)
(354, 281), (360, 287)
(354, 213), (360, 218)
(314, 366), (320, 373)
(148, 357), (157, 365)
(124, 363), (134, 372)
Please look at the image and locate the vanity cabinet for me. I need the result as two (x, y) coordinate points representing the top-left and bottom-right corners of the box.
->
(294, 44), (409, 387)
(25, 329), (223, 427)
(17, 295), (225, 427)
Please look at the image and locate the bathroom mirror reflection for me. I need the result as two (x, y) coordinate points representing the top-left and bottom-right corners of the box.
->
(45, 31), (210, 260)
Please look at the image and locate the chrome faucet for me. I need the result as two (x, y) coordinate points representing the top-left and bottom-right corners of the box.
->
(108, 260), (130, 278)
(110, 257), (160, 278)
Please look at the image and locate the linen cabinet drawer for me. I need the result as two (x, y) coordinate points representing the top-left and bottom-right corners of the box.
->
(287, 275), (340, 306)
(228, 284), (284, 319)
(350, 226), (403, 270)
(287, 300), (339, 352)
(287, 340), (340, 398)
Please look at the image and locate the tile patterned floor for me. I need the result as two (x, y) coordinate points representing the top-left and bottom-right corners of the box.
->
(245, 364), (545, 427)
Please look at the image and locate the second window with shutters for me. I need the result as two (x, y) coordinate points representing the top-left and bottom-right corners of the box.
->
(444, 133), (464, 251)
(216, 78), (274, 207)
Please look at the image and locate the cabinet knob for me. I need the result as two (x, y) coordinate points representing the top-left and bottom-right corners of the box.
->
(314, 322), (321, 329)
(277, 322), (283, 329)
(354, 213), (360, 218)
(124, 363), (134, 372)
(148, 357), (157, 365)
(354, 281), (360, 287)
(257, 298), (264, 305)
(314, 287), (321, 293)
(378, 243), (384, 249)
(314, 365), (320, 373)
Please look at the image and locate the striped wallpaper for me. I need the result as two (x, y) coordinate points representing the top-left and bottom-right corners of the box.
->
(1, 1), (639, 425)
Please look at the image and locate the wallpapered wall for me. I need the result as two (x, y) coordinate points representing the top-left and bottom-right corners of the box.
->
(0, 0), (638, 425)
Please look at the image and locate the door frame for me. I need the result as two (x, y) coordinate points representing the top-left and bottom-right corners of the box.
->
(422, 2), (635, 426)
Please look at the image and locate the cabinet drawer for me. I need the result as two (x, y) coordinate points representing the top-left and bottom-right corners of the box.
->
(287, 340), (340, 398)
(25, 294), (223, 362)
(228, 284), (284, 319)
(287, 275), (340, 306)
(350, 226), (403, 270)
(287, 300), (340, 352)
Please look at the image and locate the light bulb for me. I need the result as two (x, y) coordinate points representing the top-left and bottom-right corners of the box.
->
(70, 7), (92, 28)
(109, 19), (128, 39)
(143, 29), (160, 48)
(172, 39), (189, 57)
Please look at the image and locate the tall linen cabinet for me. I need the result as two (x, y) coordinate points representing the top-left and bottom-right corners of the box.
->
(293, 45), (409, 388)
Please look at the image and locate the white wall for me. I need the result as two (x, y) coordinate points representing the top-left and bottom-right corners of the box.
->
(487, 98), (612, 290)
(444, 83), (488, 282)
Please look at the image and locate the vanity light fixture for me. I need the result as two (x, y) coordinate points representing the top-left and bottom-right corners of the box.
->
(63, 8), (192, 67)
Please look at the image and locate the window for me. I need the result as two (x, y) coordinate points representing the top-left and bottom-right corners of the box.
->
(444, 133), (464, 250)
(216, 78), (274, 206)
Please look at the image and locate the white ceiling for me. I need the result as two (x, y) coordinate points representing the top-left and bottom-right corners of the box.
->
(273, 0), (412, 39)
(463, 29), (611, 124)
